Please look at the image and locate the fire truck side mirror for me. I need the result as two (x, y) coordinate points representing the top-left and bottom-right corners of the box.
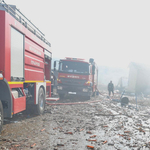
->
(54, 61), (56, 70)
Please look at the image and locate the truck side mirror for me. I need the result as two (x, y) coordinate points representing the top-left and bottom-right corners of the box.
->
(54, 61), (56, 70)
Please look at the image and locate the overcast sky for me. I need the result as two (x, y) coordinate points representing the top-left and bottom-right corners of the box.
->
(4, 0), (150, 68)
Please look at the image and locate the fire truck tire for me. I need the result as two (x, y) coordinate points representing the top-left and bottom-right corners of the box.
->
(36, 87), (45, 115)
(59, 94), (65, 99)
(0, 100), (3, 133)
(92, 92), (96, 97)
(85, 96), (90, 100)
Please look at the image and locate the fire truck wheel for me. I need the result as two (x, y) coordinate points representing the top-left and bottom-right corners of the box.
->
(0, 100), (3, 133)
(59, 94), (65, 99)
(36, 87), (45, 115)
(84, 96), (90, 100)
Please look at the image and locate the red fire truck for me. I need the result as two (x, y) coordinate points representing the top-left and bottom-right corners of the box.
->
(54, 57), (98, 99)
(0, 1), (52, 133)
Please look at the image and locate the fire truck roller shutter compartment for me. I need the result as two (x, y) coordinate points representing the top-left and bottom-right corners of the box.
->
(11, 27), (24, 81)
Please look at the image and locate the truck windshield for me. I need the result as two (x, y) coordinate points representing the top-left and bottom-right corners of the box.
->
(59, 61), (89, 75)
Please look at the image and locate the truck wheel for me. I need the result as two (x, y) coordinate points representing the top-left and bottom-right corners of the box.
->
(36, 87), (45, 115)
(85, 96), (90, 100)
(0, 100), (3, 133)
(92, 92), (96, 97)
(59, 94), (65, 99)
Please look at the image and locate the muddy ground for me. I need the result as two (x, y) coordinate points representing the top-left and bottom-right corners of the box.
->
(1, 93), (150, 150)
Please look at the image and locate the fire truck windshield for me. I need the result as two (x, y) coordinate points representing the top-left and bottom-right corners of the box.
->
(59, 61), (90, 75)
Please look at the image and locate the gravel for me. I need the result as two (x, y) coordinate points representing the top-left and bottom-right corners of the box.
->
(0, 94), (150, 150)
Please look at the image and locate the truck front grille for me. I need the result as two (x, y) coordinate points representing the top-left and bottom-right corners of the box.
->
(60, 78), (86, 86)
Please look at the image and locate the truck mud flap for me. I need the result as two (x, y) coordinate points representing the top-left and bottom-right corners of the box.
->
(0, 79), (12, 118)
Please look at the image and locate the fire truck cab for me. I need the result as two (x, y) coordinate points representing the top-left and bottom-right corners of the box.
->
(54, 57), (98, 99)
(0, 1), (52, 133)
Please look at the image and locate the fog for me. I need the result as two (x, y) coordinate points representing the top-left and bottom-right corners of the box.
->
(98, 65), (129, 86)
(4, 0), (150, 69)
(3, 0), (150, 93)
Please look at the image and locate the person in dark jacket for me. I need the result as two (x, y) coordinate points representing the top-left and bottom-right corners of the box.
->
(108, 81), (114, 97)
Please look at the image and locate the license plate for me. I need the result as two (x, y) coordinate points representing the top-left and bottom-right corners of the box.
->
(68, 92), (76, 94)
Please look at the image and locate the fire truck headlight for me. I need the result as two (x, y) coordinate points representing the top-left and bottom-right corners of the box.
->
(83, 88), (88, 92)
(57, 86), (63, 90)
(84, 81), (92, 86)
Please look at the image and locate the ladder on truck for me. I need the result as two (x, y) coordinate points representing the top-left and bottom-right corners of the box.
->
(0, 0), (60, 104)
(0, 0), (50, 47)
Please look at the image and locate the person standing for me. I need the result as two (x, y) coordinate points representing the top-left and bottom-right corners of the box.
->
(108, 81), (114, 97)
(51, 71), (56, 96)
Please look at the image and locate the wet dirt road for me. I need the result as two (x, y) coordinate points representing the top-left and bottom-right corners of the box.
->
(1, 95), (150, 150)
